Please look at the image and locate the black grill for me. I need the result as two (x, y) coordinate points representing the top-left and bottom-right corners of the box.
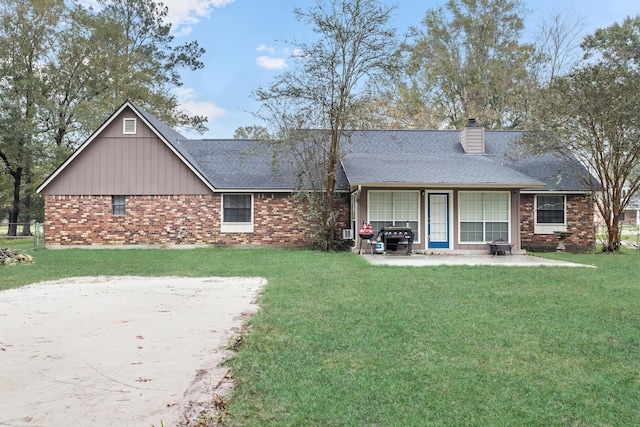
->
(379, 226), (414, 254)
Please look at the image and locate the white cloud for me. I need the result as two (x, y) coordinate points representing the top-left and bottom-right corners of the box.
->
(175, 87), (227, 123)
(162, 0), (236, 35)
(256, 55), (288, 70)
(256, 44), (275, 54)
(79, 0), (234, 36)
(255, 45), (290, 70)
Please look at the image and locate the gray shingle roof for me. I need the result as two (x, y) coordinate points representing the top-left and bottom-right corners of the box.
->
(340, 129), (591, 191)
(131, 103), (590, 192)
(179, 140), (297, 189)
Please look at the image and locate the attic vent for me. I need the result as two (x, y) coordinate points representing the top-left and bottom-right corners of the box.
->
(123, 118), (137, 134)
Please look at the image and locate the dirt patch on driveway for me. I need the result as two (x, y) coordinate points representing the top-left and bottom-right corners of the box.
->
(0, 276), (265, 426)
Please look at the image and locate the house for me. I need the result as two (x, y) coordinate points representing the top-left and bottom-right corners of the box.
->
(620, 191), (640, 227)
(37, 101), (595, 252)
(36, 101), (350, 247)
(343, 126), (595, 253)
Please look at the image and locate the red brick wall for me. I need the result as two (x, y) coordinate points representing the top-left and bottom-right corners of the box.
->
(520, 194), (595, 252)
(44, 193), (351, 247)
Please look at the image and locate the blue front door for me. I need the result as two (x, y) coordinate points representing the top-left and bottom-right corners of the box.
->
(428, 193), (449, 249)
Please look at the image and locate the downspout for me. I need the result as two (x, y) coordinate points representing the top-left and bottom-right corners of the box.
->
(356, 185), (362, 247)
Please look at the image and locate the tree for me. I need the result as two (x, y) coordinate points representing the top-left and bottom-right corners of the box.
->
(532, 16), (640, 252)
(532, 10), (585, 85)
(403, 0), (535, 129)
(253, 0), (398, 250)
(233, 125), (272, 140)
(85, 0), (207, 134)
(0, 0), (63, 236)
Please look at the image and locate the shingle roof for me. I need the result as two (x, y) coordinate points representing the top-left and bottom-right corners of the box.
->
(179, 140), (296, 189)
(131, 103), (591, 192)
(340, 129), (591, 191)
(133, 102), (350, 190)
(487, 132), (592, 192)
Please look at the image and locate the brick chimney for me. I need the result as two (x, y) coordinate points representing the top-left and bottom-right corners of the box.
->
(460, 118), (485, 154)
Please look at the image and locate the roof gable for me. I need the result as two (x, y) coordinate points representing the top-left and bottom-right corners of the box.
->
(37, 101), (215, 194)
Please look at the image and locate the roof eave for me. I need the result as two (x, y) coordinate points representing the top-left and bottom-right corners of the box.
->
(521, 189), (592, 194)
(347, 181), (546, 189)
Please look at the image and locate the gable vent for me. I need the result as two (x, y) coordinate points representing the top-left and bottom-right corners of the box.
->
(123, 118), (137, 134)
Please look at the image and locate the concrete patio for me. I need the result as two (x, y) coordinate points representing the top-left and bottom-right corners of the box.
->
(362, 253), (594, 268)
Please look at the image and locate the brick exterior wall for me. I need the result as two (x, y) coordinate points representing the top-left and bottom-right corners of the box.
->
(44, 193), (351, 247)
(520, 194), (595, 252)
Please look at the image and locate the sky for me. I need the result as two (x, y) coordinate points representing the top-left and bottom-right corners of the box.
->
(99, 0), (640, 139)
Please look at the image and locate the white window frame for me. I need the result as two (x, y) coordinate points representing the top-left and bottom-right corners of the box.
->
(534, 194), (567, 234)
(367, 190), (421, 243)
(123, 118), (137, 134)
(350, 191), (357, 235)
(221, 193), (254, 233)
(458, 191), (510, 243)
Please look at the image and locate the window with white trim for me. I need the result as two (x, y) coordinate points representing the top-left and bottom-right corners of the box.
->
(221, 194), (253, 233)
(534, 194), (566, 234)
(123, 118), (137, 134)
(368, 191), (420, 239)
(459, 192), (509, 242)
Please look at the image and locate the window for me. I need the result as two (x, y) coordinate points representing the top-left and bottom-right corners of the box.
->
(536, 195), (565, 224)
(123, 118), (137, 134)
(368, 191), (420, 239)
(222, 194), (253, 233)
(534, 194), (566, 234)
(459, 192), (509, 242)
(112, 195), (126, 215)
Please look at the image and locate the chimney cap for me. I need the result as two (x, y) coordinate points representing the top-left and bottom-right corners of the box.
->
(467, 118), (477, 127)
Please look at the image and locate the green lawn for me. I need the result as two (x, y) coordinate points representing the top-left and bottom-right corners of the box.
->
(1, 243), (639, 426)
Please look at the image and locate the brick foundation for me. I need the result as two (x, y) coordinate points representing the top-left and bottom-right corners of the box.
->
(44, 193), (351, 247)
(520, 194), (595, 252)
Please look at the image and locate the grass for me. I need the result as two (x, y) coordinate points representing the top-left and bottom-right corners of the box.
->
(1, 242), (639, 425)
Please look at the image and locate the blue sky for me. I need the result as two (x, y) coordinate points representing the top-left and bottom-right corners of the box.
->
(104, 0), (640, 138)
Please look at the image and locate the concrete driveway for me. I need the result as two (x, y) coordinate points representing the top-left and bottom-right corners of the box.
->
(0, 276), (265, 427)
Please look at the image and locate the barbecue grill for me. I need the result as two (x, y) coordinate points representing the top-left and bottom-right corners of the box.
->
(378, 226), (414, 254)
(358, 223), (375, 254)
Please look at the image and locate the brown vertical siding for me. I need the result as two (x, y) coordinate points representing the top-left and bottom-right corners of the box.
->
(41, 108), (211, 196)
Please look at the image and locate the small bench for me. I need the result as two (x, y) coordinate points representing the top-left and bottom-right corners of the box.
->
(488, 239), (513, 256)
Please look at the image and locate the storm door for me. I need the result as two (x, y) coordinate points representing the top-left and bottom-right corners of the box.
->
(428, 193), (449, 249)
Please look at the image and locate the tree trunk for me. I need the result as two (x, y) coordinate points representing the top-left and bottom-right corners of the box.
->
(20, 186), (32, 236)
(326, 128), (340, 250)
(604, 216), (621, 252)
(7, 168), (22, 237)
